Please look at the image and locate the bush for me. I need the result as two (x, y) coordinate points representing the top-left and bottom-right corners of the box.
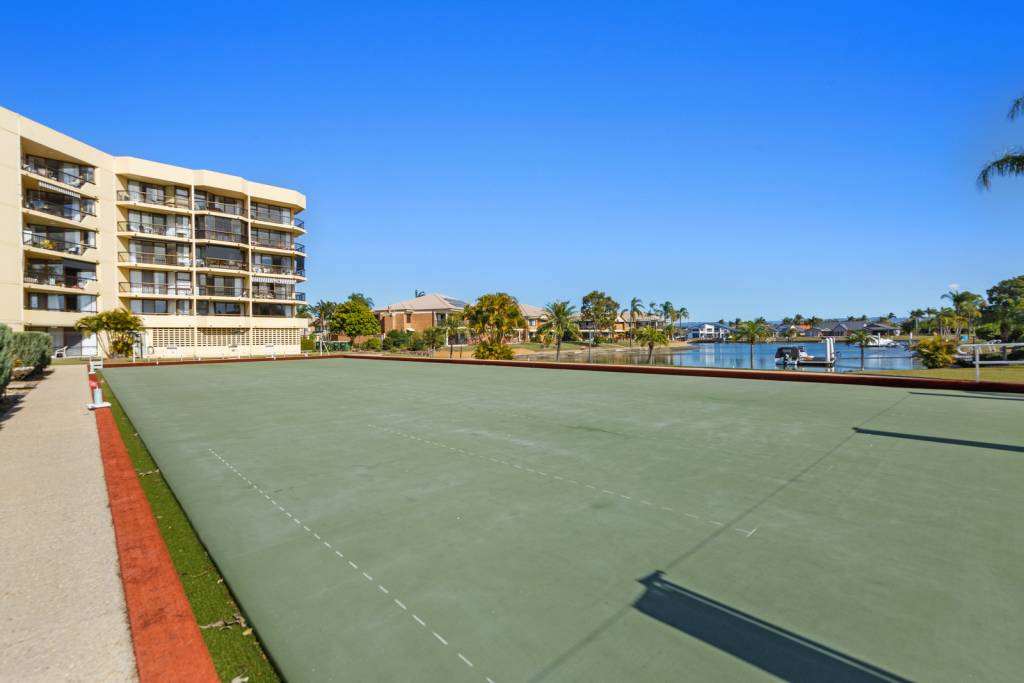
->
(382, 329), (413, 351)
(473, 339), (515, 360)
(409, 333), (428, 352)
(300, 335), (317, 351)
(361, 337), (382, 351)
(914, 337), (958, 369)
(11, 331), (53, 371)
(0, 324), (12, 396)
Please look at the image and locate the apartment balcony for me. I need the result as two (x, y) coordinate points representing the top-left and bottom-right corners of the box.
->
(23, 195), (93, 223)
(250, 236), (306, 253)
(23, 233), (95, 258)
(24, 272), (97, 291)
(251, 263), (304, 277)
(195, 257), (247, 271)
(118, 282), (194, 297)
(118, 251), (193, 269)
(252, 289), (305, 301)
(193, 198), (244, 215)
(118, 221), (192, 240)
(249, 207), (305, 229)
(195, 229), (247, 245)
(197, 286), (248, 298)
(22, 156), (94, 189)
(117, 190), (191, 210)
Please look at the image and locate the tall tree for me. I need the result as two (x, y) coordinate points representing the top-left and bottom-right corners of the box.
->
(628, 297), (645, 347)
(465, 292), (526, 360)
(537, 301), (580, 361)
(941, 290), (984, 338)
(732, 320), (773, 368)
(581, 291), (620, 361)
(978, 95), (1024, 188)
(635, 326), (669, 364)
(348, 292), (374, 308)
(844, 329), (874, 370)
(329, 299), (381, 345)
(311, 299), (339, 335)
(441, 312), (465, 358)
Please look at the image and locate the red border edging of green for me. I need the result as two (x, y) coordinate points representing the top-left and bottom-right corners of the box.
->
(91, 373), (219, 683)
(100, 353), (1024, 393)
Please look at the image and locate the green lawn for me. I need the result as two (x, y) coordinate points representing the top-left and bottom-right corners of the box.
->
(102, 359), (1024, 682)
(101, 380), (280, 682)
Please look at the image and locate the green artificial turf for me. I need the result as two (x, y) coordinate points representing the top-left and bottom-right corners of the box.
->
(103, 358), (1024, 682)
(101, 378), (281, 683)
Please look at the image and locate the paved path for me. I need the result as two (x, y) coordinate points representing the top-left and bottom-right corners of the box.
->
(1, 365), (137, 681)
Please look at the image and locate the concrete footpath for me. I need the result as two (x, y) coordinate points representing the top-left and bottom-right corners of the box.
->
(0, 365), (137, 681)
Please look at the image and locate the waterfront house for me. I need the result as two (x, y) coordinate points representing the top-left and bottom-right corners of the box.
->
(687, 322), (732, 341)
(821, 320), (900, 338)
(375, 293), (468, 334)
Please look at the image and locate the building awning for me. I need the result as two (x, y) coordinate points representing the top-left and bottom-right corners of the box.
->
(38, 180), (81, 198)
(251, 276), (292, 284)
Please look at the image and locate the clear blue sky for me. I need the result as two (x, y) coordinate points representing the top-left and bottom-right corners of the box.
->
(3, 2), (1023, 320)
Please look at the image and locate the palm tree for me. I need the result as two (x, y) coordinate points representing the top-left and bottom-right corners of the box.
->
(634, 326), (669, 363)
(441, 313), (464, 358)
(908, 308), (926, 333)
(732, 320), (773, 368)
(941, 290), (984, 338)
(978, 95), (1024, 188)
(844, 329), (873, 370)
(628, 297), (645, 347)
(661, 301), (675, 339)
(537, 301), (580, 361)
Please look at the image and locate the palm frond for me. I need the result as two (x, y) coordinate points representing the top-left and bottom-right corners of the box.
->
(1009, 96), (1024, 121)
(977, 151), (1024, 189)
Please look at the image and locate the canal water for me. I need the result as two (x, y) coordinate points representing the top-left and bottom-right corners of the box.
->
(530, 342), (920, 373)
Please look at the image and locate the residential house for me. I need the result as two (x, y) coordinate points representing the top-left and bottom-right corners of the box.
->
(821, 320), (900, 338)
(375, 293), (467, 335)
(687, 322), (732, 341)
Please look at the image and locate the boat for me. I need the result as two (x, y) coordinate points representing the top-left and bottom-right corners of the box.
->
(865, 335), (897, 347)
(775, 338), (836, 368)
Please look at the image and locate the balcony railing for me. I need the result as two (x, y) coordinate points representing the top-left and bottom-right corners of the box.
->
(118, 221), (192, 239)
(194, 198), (244, 215)
(117, 190), (191, 209)
(23, 196), (91, 221)
(23, 272), (97, 289)
(119, 282), (194, 296)
(197, 286), (248, 297)
(26, 301), (96, 313)
(250, 207), (304, 228)
(195, 229), (247, 244)
(22, 157), (93, 188)
(119, 251), (192, 267)
(251, 263), (303, 276)
(196, 257), (247, 271)
(250, 235), (305, 252)
(252, 289), (302, 300)
(23, 233), (93, 255)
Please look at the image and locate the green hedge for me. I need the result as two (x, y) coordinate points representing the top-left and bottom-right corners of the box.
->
(0, 324), (12, 396)
(11, 331), (53, 371)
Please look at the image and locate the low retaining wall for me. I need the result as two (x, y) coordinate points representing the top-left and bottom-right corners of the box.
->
(101, 352), (1024, 393)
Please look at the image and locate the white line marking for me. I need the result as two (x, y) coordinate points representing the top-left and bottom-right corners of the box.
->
(324, 541), (332, 549)
(601, 489), (615, 495)
(413, 615), (426, 626)
(458, 653), (473, 667)
(685, 512), (700, 519)
(348, 560), (358, 569)
(302, 525), (311, 532)
(313, 533), (320, 539)
(285, 511), (292, 517)
(363, 572), (373, 581)
(293, 518), (302, 525)
(433, 631), (448, 645)
(335, 550), (344, 558)
(270, 500), (277, 505)
(640, 500), (653, 506)
(660, 506), (674, 512)
(394, 599), (407, 610)
(709, 520), (724, 526)
(378, 585), (389, 594)
(585, 484), (597, 490)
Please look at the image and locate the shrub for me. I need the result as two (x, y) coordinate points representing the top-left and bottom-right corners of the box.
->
(0, 324), (12, 396)
(300, 336), (317, 351)
(361, 337), (382, 351)
(382, 329), (414, 351)
(409, 333), (428, 352)
(473, 339), (515, 360)
(914, 337), (958, 369)
(11, 331), (52, 371)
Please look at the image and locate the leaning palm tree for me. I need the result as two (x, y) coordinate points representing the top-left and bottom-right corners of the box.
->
(628, 297), (645, 347)
(732, 320), (773, 368)
(634, 326), (669, 364)
(978, 95), (1024, 188)
(844, 329), (874, 370)
(661, 302), (675, 339)
(537, 301), (580, 361)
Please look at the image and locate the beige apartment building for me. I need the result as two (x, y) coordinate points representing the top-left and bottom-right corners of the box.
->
(1, 107), (308, 358)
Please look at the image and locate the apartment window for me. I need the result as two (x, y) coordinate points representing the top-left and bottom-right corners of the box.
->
(251, 202), (291, 224)
(130, 299), (169, 314)
(25, 293), (96, 312)
(197, 301), (243, 316)
(25, 190), (95, 220)
(251, 228), (292, 248)
(253, 303), (293, 317)
(195, 190), (242, 215)
(23, 155), (94, 186)
(23, 225), (95, 253)
(196, 215), (246, 242)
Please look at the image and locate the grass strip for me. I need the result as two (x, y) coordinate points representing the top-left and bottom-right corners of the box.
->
(101, 378), (280, 682)
(857, 366), (1024, 383)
